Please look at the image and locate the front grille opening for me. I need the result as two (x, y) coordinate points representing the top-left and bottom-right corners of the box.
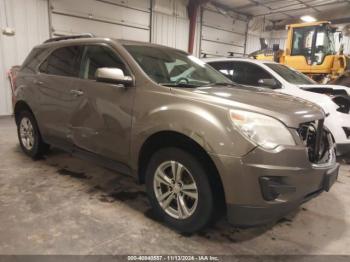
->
(298, 120), (332, 164)
(333, 96), (350, 114)
(343, 127), (350, 139)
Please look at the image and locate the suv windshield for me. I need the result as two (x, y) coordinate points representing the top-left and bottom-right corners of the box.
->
(265, 63), (315, 85)
(124, 45), (231, 87)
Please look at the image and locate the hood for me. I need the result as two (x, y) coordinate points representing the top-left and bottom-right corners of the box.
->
(298, 84), (350, 96)
(173, 85), (324, 128)
(280, 86), (339, 114)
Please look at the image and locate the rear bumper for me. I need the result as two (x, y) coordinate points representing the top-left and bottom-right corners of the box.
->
(210, 145), (339, 227)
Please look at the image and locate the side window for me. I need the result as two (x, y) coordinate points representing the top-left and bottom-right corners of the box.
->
(242, 63), (275, 86)
(208, 62), (234, 81)
(81, 45), (129, 80)
(209, 61), (247, 84)
(291, 27), (315, 56)
(39, 46), (83, 77)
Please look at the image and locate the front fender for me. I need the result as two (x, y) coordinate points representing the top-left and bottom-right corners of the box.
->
(130, 99), (255, 170)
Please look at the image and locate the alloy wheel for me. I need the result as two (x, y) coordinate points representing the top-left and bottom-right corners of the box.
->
(19, 117), (35, 150)
(153, 160), (198, 219)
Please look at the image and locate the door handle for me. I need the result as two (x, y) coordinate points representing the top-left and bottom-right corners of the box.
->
(70, 89), (84, 96)
(33, 80), (44, 86)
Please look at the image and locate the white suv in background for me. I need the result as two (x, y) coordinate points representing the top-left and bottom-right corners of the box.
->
(204, 57), (350, 156)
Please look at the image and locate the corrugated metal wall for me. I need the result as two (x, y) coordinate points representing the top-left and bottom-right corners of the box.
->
(0, 0), (49, 116)
(200, 4), (248, 57)
(151, 0), (190, 53)
(51, 0), (151, 41)
(245, 17), (271, 55)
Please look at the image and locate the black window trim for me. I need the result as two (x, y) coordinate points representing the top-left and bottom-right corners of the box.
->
(36, 42), (135, 84)
(37, 45), (84, 79)
(78, 43), (134, 83)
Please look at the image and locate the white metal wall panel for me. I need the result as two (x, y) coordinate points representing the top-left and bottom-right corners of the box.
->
(201, 8), (247, 57)
(0, 0), (49, 116)
(151, 0), (190, 53)
(245, 34), (262, 54)
(151, 13), (189, 52)
(202, 26), (245, 47)
(201, 40), (244, 57)
(52, 13), (149, 41)
(51, 0), (150, 41)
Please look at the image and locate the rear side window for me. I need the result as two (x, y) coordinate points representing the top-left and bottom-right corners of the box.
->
(39, 46), (84, 77)
(21, 48), (48, 74)
(81, 45), (129, 80)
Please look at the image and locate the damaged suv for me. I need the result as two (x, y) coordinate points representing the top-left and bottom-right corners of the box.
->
(14, 35), (339, 233)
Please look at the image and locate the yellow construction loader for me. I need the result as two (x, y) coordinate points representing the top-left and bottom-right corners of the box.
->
(249, 21), (350, 85)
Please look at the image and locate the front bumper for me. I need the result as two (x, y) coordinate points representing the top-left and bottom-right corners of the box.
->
(336, 143), (350, 156)
(324, 112), (350, 156)
(210, 145), (339, 227)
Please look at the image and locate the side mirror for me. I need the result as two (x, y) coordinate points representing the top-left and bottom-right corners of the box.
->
(258, 78), (280, 89)
(96, 68), (133, 86)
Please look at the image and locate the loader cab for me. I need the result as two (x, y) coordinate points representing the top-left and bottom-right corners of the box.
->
(283, 22), (340, 79)
(289, 23), (336, 65)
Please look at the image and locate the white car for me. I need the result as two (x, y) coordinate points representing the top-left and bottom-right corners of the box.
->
(203, 57), (350, 156)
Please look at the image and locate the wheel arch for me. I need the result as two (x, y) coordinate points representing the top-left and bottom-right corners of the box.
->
(14, 100), (34, 125)
(137, 130), (226, 214)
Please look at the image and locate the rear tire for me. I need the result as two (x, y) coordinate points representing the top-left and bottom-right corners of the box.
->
(17, 111), (50, 159)
(145, 148), (214, 233)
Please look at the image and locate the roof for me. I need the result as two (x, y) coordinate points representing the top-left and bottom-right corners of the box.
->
(202, 57), (278, 65)
(39, 36), (187, 53)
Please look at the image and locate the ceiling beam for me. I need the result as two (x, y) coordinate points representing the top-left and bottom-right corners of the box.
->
(296, 0), (321, 13)
(233, 0), (281, 11)
(245, 0), (294, 19)
(209, 2), (252, 19)
(254, 0), (349, 17)
(265, 16), (350, 31)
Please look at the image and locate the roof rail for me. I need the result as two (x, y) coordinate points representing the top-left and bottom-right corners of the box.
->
(43, 33), (95, 44)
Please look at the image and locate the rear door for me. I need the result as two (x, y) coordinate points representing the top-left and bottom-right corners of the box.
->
(69, 44), (135, 163)
(36, 46), (84, 147)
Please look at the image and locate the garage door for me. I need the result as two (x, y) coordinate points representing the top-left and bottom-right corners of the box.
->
(51, 0), (151, 42)
(201, 8), (248, 57)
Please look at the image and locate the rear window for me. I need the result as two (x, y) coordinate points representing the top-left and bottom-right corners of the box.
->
(39, 46), (84, 77)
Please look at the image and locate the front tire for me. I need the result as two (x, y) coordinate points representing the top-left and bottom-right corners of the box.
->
(17, 111), (49, 159)
(145, 148), (214, 233)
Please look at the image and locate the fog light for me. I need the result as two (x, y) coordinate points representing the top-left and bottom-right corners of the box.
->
(259, 177), (296, 201)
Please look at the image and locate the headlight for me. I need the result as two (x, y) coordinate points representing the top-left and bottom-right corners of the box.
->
(229, 109), (296, 149)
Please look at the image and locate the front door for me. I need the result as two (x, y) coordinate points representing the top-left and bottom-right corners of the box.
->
(69, 44), (135, 163)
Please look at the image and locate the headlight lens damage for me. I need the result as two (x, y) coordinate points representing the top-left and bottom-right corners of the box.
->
(229, 109), (296, 149)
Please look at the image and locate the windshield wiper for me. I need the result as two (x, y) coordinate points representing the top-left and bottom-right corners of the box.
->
(202, 82), (235, 87)
(159, 82), (200, 88)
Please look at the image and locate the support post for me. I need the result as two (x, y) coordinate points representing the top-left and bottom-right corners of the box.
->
(188, 0), (209, 54)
